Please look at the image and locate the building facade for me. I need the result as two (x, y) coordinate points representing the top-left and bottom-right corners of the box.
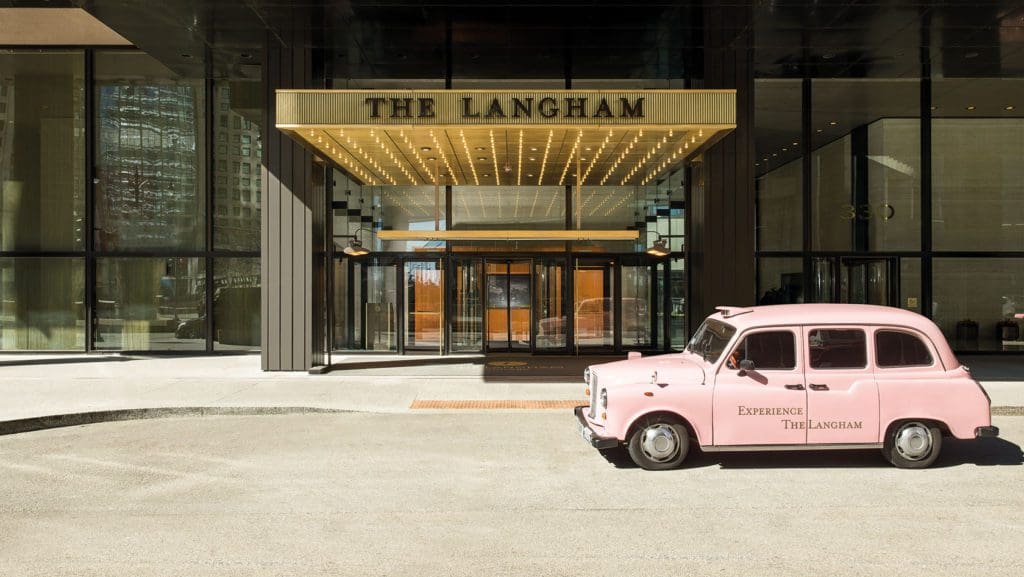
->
(0, 2), (1022, 370)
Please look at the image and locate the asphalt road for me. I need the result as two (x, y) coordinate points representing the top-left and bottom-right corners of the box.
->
(1, 413), (1022, 577)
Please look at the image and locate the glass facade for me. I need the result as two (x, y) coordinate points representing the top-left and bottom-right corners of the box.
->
(0, 49), (260, 352)
(4, 3), (1022, 358)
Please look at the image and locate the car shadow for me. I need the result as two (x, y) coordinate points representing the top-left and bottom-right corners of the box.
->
(599, 437), (1024, 470)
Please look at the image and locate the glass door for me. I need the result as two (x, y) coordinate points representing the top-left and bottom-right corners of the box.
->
(621, 262), (657, 349)
(574, 258), (616, 351)
(450, 259), (483, 352)
(332, 258), (398, 351)
(535, 259), (567, 351)
(485, 259), (532, 352)
(840, 258), (896, 306)
(404, 259), (444, 352)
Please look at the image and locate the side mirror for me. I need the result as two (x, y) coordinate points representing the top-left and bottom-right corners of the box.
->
(737, 359), (755, 377)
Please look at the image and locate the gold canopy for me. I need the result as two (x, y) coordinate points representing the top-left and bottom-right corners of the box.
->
(276, 89), (736, 187)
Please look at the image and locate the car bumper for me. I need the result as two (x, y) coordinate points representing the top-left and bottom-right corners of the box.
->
(975, 425), (1000, 438)
(574, 405), (618, 450)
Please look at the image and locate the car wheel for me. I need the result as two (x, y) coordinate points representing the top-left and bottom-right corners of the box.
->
(627, 416), (689, 470)
(883, 420), (943, 469)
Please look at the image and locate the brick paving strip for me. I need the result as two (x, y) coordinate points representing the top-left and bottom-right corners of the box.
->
(410, 400), (586, 410)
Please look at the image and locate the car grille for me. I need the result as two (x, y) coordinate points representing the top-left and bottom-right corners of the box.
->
(588, 372), (598, 419)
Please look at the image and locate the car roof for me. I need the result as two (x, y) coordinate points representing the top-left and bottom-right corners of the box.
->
(707, 304), (958, 369)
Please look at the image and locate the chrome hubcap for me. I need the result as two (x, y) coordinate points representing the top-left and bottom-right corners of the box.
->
(895, 422), (933, 461)
(640, 424), (679, 463)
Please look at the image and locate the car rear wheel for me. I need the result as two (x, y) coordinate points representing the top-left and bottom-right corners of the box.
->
(883, 420), (943, 469)
(627, 416), (689, 470)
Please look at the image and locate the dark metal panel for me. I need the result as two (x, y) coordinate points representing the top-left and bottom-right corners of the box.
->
(84, 49), (96, 353)
(264, 37), (282, 371)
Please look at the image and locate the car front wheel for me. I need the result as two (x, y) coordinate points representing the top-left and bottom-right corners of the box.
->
(883, 420), (943, 469)
(627, 417), (689, 470)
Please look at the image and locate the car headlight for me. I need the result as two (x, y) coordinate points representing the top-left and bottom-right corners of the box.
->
(583, 367), (591, 385)
(599, 389), (608, 409)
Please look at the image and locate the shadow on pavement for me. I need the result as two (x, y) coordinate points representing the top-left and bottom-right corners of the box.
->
(0, 356), (136, 367)
(599, 437), (1024, 470)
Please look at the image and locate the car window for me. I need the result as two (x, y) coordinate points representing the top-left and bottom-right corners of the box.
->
(727, 331), (796, 370)
(875, 330), (933, 367)
(685, 319), (737, 363)
(808, 328), (867, 369)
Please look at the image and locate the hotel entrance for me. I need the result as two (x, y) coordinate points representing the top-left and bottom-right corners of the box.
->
(279, 87), (734, 362)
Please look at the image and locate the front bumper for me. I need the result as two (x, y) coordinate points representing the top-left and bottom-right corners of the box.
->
(976, 425), (1000, 438)
(574, 405), (619, 450)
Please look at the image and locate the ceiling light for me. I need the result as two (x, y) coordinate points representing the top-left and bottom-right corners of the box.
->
(966, 105), (976, 111)
(420, 146), (432, 152)
(530, 147), (538, 151)
(930, 105), (938, 111)
(646, 238), (669, 257)
(475, 146), (487, 151)
(343, 238), (370, 256)
(529, 157), (536, 161)
(584, 147), (592, 151)
(1007, 105), (1016, 111)
(829, 121), (837, 126)
(477, 156), (487, 161)
(816, 129), (823, 133)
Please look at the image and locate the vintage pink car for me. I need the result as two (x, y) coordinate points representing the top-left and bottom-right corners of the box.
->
(575, 304), (999, 470)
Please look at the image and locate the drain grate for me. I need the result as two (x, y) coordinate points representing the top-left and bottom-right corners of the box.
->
(410, 399), (585, 410)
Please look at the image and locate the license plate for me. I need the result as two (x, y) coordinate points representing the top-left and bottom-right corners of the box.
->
(577, 420), (594, 444)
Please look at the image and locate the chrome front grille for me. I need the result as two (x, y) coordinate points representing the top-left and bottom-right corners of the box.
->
(588, 372), (598, 419)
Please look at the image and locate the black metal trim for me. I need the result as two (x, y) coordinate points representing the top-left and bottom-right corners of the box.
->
(84, 48), (96, 353)
(204, 66), (215, 353)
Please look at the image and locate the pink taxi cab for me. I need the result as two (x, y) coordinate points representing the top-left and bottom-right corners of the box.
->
(575, 304), (998, 470)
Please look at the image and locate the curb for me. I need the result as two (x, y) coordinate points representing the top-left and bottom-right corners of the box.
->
(993, 406), (1024, 416)
(0, 406), (352, 436)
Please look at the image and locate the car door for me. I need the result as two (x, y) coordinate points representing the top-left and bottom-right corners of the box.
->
(712, 328), (807, 446)
(803, 326), (880, 444)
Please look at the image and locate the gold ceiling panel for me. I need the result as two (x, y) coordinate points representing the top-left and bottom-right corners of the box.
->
(276, 89), (735, 187)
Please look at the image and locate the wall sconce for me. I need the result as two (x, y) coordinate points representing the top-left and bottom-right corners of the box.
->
(342, 227), (373, 256)
(646, 233), (684, 257)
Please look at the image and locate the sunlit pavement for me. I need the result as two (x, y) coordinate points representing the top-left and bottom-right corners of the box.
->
(1, 412), (1022, 577)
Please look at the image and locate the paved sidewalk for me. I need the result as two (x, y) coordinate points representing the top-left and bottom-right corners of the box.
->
(0, 353), (1022, 425)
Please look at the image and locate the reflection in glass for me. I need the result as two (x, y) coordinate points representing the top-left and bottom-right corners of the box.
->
(451, 260), (482, 352)
(213, 258), (260, 350)
(0, 258), (84, 350)
(213, 81), (262, 251)
(0, 51), (85, 251)
(95, 257), (205, 350)
(755, 79), (803, 251)
(574, 259), (614, 349)
(94, 52), (205, 251)
(333, 259), (397, 351)
(534, 260), (565, 350)
(669, 258), (686, 348)
(621, 265), (653, 348)
(485, 261), (531, 351)
(404, 261), (442, 350)
(933, 258), (1024, 352)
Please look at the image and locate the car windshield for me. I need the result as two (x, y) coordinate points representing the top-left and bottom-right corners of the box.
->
(685, 319), (737, 363)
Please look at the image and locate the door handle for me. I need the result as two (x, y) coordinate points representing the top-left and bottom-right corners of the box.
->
(809, 383), (830, 391)
(784, 384), (805, 390)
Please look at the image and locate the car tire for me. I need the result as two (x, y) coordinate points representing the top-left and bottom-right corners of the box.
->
(627, 416), (689, 470)
(883, 420), (943, 469)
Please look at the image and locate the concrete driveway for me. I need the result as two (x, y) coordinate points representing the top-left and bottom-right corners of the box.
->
(1, 412), (1022, 576)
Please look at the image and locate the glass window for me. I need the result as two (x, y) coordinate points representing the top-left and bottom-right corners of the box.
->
(213, 258), (260, 350)
(94, 52), (206, 251)
(811, 79), (920, 251)
(758, 257), (804, 304)
(0, 258), (84, 350)
(933, 258), (1024, 352)
(727, 331), (796, 370)
(808, 328), (867, 369)
(755, 79), (802, 251)
(933, 79), (1024, 251)
(876, 330), (933, 368)
(0, 51), (85, 251)
(685, 319), (736, 363)
(621, 265), (653, 348)
(95, 257), (205, 350)
(404, 260), (442, 350)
